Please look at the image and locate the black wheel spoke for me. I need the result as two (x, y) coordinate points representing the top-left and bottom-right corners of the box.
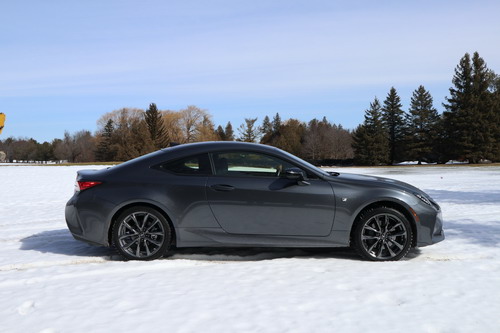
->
(374, 217), (382, 233)
(375, 241), (384, 258)
(146, 238), (162, 246)
(123, 221), (138, 233)
(130, 214), (141, 230)
(135, 241), (141, 257)
(388, 238), (404, 250)
(144, 220), (160, 233)
(364, 225), (380, 234)
(119, 233), (138, 241)
(387, 223), (401, 232)
(385, 242), (396, 257)
(144, 239), (151, 257)
(389, 231), (406, 237)
(362, 235), (379, 240)
(367, 239), (380, 253)
(122, 237), (139, 250)
(141, 213), (150, 230)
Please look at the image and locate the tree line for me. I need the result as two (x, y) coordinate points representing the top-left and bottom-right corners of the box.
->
(353, 52), (500, 165)
(1, 52), (499, 165)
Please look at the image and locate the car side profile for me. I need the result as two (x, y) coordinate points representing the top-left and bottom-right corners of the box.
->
(65, 141), (444, 261)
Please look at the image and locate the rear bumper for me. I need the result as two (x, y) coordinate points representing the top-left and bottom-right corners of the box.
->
(65, 195), (111, 246)
(65, 201), (83, 236)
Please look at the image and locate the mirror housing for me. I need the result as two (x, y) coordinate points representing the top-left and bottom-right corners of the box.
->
(284, 168), (310, 185)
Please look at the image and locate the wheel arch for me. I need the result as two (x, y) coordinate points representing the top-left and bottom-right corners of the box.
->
(107, 202), (177, 248)
(349, 200), (418, 247)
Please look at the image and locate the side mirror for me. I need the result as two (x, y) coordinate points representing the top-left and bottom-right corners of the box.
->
(284, 168), (310, 185)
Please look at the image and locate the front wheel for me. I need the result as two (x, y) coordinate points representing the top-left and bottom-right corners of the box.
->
(112, 206), (171, 260)
(352, 207), (412, 261)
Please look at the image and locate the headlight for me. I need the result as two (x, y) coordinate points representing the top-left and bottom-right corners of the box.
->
(414, 193), (432, 206)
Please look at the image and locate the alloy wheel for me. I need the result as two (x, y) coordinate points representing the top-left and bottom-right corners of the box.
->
(115, 210), (168, 260)
(360, 212), (409, 260)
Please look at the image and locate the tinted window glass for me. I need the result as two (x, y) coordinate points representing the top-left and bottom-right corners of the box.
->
(213, 151), (296, 177)
(160, 154), (212, 175)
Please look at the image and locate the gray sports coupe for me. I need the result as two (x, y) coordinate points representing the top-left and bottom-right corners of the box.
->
(65, 141), (444, 261)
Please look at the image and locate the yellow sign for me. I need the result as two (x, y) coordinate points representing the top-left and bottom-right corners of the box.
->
(0, 113), (5, 134)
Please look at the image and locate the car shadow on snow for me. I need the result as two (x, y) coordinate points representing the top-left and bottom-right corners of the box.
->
(166, 246), (365, 262)
(20, 229), (119, 260)
(443, 220), (500, 247)
(20, 229), (425, 262)
(425, 189), (500, 205)
(20, 229), (369, 262)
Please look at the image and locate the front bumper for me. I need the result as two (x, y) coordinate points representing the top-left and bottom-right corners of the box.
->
(416, 209), (445, 247)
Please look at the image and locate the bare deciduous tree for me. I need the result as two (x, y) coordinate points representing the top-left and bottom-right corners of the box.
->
(161, 110), (184, 144)
(179, 105), (209, 143)
(195, 115), (218, 142)
(303, 118), (353, 162)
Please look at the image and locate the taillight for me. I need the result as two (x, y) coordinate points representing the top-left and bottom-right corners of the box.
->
(76, 181), (102, 191)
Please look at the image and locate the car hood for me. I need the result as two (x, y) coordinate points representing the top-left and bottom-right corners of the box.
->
(331, 172), (425, 195)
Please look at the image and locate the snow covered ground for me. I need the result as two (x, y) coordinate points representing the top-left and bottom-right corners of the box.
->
(1, 164), (499, 333)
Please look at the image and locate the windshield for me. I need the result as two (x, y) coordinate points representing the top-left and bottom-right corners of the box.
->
(278, 149), (332, 177)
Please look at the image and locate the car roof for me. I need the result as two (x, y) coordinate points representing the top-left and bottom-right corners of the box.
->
(110, 142), (282, 171)
(108, 141), (329, 179)
(162, 141), (279, 152)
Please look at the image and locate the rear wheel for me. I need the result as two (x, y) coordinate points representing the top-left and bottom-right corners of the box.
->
(352, 207), (412, 261)
(112, 206), (171, 260)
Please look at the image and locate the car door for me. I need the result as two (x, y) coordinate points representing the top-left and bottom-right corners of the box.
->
(207, 151), (335, 236)
(154, 153), (219, 228)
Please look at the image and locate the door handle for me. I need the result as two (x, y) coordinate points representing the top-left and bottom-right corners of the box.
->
(210, 184), (235, 191)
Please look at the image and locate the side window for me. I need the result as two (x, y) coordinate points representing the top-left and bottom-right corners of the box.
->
(158, 153), (212, 175)
(212, 151), (296, 177)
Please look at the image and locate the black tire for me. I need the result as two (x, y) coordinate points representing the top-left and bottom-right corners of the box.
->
(352, 207), (412, 261)
(112, 206), (171, 261)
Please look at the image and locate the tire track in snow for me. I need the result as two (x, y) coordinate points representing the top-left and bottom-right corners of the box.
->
(0, 257), (111, 272)
(0, 259), (212, 288)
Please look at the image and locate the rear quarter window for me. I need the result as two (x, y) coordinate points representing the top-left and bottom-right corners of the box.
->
(155, 153), (212, 175)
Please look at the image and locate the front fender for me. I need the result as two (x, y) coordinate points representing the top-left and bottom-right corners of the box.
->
(332, 185), (418, 233)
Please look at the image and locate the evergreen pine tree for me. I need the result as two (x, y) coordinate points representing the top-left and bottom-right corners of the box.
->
(95, 119), (115, 161)
(145, 103), (168, 149)
(272, 113), (282, 134)
(352, 98), (389, 165)
(273, 119), (305, 156)
(443, 53), (473, 161)
(261, 116), (272, 136)
(237, 118), (260, 142)
(382, 87), (406, 164)
(216, 125), (226, 141)
(443, 52), (496, 162)
(492, 73), (500, 160)
(406, 85), (440, 163)
(260, 115), (273, 144)
(224, 122), (234, 141)
(261, 113), (282, 145)
(471, 52), (496, 161)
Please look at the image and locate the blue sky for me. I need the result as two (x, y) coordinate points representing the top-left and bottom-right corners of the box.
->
(1, 0), (499, 142)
